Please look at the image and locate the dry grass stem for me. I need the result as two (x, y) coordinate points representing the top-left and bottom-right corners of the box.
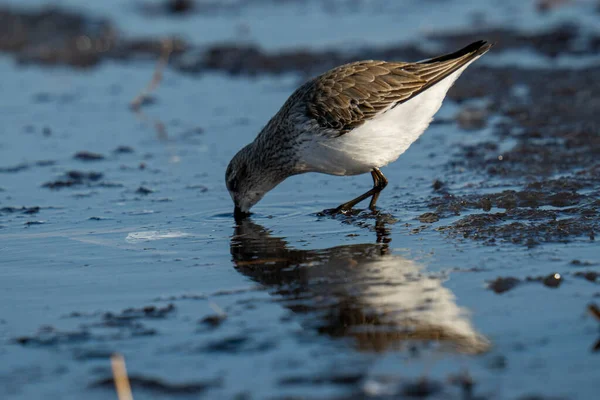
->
(130, 39), (173, 111)
(129, 39), (172, 140)
(111, 353), (134, 400)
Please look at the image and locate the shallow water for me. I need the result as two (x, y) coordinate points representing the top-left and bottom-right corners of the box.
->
(1, 1), (600, 399)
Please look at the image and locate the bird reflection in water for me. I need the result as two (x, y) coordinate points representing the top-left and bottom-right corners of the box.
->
(230, 215), (489, 354)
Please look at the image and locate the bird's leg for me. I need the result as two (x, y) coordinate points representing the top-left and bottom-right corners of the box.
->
(368, 168), (388, 210)
(334, 168), (388, 212)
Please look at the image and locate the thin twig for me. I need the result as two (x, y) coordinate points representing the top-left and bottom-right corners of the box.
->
(130, 39), (173, 111)
(111, 353), (134, 400)
(130, 39), (173, 141)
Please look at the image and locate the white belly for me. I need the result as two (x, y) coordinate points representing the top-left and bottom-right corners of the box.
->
(300, 63), (472, 176)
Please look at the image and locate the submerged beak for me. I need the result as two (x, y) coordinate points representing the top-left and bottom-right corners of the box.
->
(234, 206), (250, 221)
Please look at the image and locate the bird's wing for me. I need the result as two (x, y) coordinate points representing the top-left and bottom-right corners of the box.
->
(305, 40), (492, 136)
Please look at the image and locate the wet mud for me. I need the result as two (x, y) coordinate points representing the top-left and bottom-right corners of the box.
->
(42, 171), (120, 190)
(14, 304), (177, 347)
(1, 7), (597, 247)
(487, 273), (562, 294)
(431, 65), (600, 245)
(0, 160), (56, 174)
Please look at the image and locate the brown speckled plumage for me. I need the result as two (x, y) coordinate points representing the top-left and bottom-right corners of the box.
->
(305, 40), (492, 135)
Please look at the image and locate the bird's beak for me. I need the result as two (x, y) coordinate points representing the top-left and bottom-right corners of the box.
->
(234, 206), (250, 221)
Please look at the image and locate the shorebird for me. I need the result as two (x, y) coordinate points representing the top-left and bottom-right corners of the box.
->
(226, 41), (492, 217)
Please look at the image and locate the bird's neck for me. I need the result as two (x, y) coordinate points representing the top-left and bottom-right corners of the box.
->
(243, 138), (294, 184)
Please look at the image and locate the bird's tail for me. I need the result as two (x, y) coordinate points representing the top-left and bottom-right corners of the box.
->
(402, 40), (493, 94)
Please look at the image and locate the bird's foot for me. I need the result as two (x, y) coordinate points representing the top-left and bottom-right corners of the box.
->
(368, 208), (381, 217)
(320, 206), (359, 216)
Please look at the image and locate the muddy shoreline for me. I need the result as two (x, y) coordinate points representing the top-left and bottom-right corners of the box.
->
(2, 5), (598, 246)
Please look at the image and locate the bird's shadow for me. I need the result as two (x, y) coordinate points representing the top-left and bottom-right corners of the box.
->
(230, 215), (489, 353)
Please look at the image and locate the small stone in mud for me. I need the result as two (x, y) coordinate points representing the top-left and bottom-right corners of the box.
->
(113, 145), (134, 154)
(481, 198), (492, 212)
(74, 151), (105, 161)
(543, 273), (563, 288)
(574, 271), (599, 282)
(526, 273), (563, 288)
(488, 277), (520, 294)
(571, 259), (595, 267)
(418, 212), (439, 223)
(136, 186), (154, 195)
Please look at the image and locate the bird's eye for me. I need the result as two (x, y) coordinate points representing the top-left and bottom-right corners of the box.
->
(228, 178), (238, 192)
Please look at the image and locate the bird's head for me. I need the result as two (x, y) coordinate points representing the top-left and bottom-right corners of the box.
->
(226, 145), (282, 218)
